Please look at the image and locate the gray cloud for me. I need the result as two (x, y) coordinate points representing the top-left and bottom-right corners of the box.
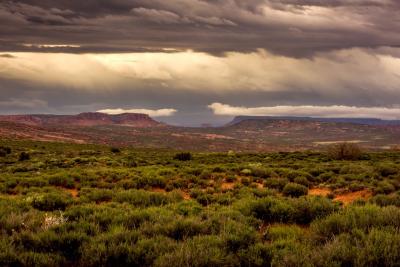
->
(0, 0), (399, 56)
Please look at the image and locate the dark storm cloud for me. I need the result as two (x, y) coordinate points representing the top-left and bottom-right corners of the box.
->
(1, 0), (399, 56)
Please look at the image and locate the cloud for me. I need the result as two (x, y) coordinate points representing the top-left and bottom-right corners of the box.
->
(209, 103), (400, 120)
(131, 7), (182, 24)
(1, 0), (399, 56)
(0, 98), (48, 109)
(2, 48), (399, 97)
(1, 47), (400, 124)
(0, 53), (15, 58)
(97, 108), (177, 117)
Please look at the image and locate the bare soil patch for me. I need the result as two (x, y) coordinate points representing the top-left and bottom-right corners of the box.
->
(221, 182), (235, 190)
(334, 189), (372, 205)
(181, 191), (191, 200)
(255, 182), (264, 189)
(66, 188), (79, 198)
(308, 187), (332, 197)
(150, 187), (167, 193)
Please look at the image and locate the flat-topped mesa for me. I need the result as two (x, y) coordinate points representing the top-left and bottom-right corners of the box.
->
(0, 112), (161, 127)
(227, 115), (400, 127)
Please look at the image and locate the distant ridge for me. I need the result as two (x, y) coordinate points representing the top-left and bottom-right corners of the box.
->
(227, 116), (400, 126)
(0, 112), (161, 127)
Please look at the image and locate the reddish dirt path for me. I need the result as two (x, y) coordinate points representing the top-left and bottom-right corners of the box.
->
(308, 187), (372, 205)
(334, 189), (372, 205)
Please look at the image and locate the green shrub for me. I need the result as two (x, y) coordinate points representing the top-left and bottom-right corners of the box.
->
(114, 189), (182, 207)
(237, 243), (272, 267)
(110, 147), (121, 153)
(241, 177), (251, 186)
(48, 175), (75, 188)
(264, 224), (304, 242)
(154, 235), (229, 267)
(0, 146), (11, 154)
(30, 193), (72, 211)
(80, 189), (113, 203)
(264, 178), (288, 191)
(376, 163), (398, 177)
(375, 181), (396, 194)
(311, 205), (400, 238)
(248, 197), (294, 222)
(164, 218), (207, 240)
(173, 152), (192, 161)
(282, 183), (308, 198)
(291, 196), (337, 224)
(313, 229), (400, 266)
(0, 146), (11, 157)
(293, 176), (310, 187)
(19, 152), (30, 161)
(370, 194), (400, 207)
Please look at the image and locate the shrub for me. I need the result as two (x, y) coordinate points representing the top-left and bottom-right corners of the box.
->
(19, 152), (30, 161)
(154, 235), (228, 267)
(224, 221), (258, 253)
(376, 163), (398, 177)
(311, 205), (400, 238)
(327, 143), (362, 160)
(313, 228), (400, 266)
(370, 194), (400, 207)
(240, 169), (252, 176)
(48, 175), (75, 188)
(375, 181), (396, 194)
(282, 183), (308, 198)
(264, 224), (304, 242)
(241, 177), (251, 186)
(164, 218), (207, 240)
(248, 197), (295, 222)
(80, 189), (113, 203)
(0, 146), (11, 156)
(30, 193), (72, 211)
(264, 178), (288, 191)
(173, 152), (192, 161)
(0, 146), (11, 157)
(291, 196), (337, 224)
(110, 147), (121, 153)
(114, 190), (182, 207)
(293, 176), (310, 187)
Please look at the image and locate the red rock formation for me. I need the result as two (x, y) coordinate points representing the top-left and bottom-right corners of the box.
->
(0, 112), (161, 127)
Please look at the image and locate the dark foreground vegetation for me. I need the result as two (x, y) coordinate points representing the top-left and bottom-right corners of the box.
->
(1, 140), (400, 266)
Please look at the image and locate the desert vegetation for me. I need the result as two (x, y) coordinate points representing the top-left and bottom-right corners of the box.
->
(1, 140), (400, 266)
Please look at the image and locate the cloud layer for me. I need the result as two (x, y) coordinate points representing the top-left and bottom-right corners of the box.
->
(1, 0), (400, 56)
(97, 108), (177, 117)
(1, 48), (400, 99)
(209, 103), (400, 120)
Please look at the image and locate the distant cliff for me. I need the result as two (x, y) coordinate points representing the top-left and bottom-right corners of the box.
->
(0, 112), (162, 127)
(227, 116), (400, 126)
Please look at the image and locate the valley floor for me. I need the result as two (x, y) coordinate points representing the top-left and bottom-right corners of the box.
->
(1, 140), (400, 266)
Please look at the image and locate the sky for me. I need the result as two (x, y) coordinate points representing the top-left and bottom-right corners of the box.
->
(1, 0), (400, 126)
